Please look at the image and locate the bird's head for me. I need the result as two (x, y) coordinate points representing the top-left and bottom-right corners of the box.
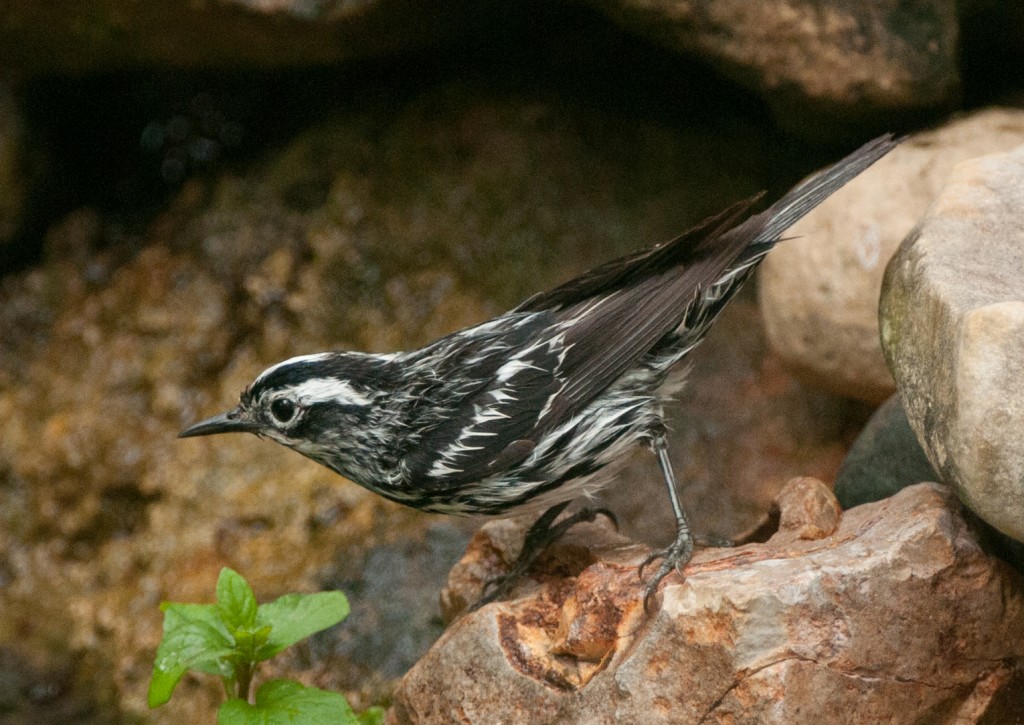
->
(179, 352), (393, 474)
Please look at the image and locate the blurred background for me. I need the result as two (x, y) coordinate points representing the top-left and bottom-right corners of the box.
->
(1, 1), (1023, 722)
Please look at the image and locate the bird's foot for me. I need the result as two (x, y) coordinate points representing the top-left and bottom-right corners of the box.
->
(470, 504), (615, 612)
(638, 533), (694, 614)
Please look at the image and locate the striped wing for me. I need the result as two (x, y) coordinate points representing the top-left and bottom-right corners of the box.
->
(517, 134), (899, 432)
(403, 134), (899, 488)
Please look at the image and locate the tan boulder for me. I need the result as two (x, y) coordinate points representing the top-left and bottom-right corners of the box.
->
(760, 108), (1024, 402)
(881, 145), (1024, 542)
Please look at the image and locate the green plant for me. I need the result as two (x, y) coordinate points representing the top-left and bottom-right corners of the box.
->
(149, 567), (384, 724)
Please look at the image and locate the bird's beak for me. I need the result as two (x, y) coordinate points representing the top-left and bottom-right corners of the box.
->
(178, 407), (259, 438)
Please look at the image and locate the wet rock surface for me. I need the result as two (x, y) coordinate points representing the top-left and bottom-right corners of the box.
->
(394, 483), (1024, 724)
(881, 144), (1024, 544)
(759, 108), (1024, 402)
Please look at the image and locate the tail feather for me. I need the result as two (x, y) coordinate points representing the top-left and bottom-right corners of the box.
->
(757, 134), (900, 245)
(515, 134), (901, 435)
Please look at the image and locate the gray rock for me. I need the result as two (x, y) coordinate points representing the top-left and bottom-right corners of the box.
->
(834, 395), (1024, 573)
(880, 144), (1024, 543)
(319, 522), (470, 678)
(760, 109), (1024, 403)
(834, 393), (936, 509)
(392, 483), (1024, 724)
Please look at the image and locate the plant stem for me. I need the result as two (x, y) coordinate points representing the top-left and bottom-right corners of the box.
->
(236, 660), (253, 702)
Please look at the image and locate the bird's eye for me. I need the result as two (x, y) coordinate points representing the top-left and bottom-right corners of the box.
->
(269, 398), (298, 424)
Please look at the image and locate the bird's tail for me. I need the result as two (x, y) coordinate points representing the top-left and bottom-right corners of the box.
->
(746, 133), (900, 256)
(674, 133), (901, 344)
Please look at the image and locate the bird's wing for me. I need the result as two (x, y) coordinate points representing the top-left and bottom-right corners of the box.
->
(513, 194), (763, 313)
(403, 134), (899, 487)
(529, 211), (768, 431)
(401, 208), (767, 491)
(400, 311), (565, 487)
(520, 133), (899, 431)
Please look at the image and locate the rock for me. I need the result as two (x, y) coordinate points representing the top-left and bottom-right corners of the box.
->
(318, 522), (471, 678)
(834, 393), (937, 508)
(880, 144), (1024, 544)
(834, 395), (1024, 574)
(440, 512), (639, 624)
(1, 1), (480, 74)
(759, 108), (1024, 403)
(773, 476), (840, 541)
(585, 0), (959, 135)
(393, 483), (1024, 724)
(0, 0), (959, 137)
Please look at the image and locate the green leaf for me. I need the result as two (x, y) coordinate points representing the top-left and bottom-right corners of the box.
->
(217, 680), (358, 725)
(148, 603), (237, 708)
(232, 624), (273, 662)
(216, 568), (259, 629)
(254, 591), (349, 660)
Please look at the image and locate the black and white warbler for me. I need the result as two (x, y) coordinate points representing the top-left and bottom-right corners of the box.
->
(181, 135), (898, 609)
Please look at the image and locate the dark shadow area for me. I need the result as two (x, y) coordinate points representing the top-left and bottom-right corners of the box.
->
(960, 1), (1024, 108)
(5, 1), (768, 275)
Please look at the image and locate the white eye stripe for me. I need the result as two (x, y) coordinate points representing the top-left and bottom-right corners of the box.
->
(274, 378), (372, 407)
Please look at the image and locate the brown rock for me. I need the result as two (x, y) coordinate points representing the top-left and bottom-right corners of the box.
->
(881, 145), (1024, 543)
(2, 0), (961, 129)
(759, 108), (1024, 402)
(440, 514), (643, 624)
(439, 519), (539, 623)
(585, 0), (959, 133)
(393, 484), (1024, 724)
(773, 476), (840, 541)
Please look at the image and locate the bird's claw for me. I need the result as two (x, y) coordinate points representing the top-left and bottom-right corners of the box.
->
(470, 572), (518, 612)
(638, 537), (694, 613)
(468, 504), (616, 612)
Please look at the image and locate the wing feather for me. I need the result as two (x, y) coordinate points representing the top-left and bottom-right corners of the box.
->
(401, 134), (900, 488)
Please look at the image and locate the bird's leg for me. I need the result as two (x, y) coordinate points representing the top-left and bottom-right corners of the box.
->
(638, 435), (694, 612)
(471, 501), (616, 611)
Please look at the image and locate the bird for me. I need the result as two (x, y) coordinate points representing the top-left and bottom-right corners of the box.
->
(180, 135), (899, 610)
